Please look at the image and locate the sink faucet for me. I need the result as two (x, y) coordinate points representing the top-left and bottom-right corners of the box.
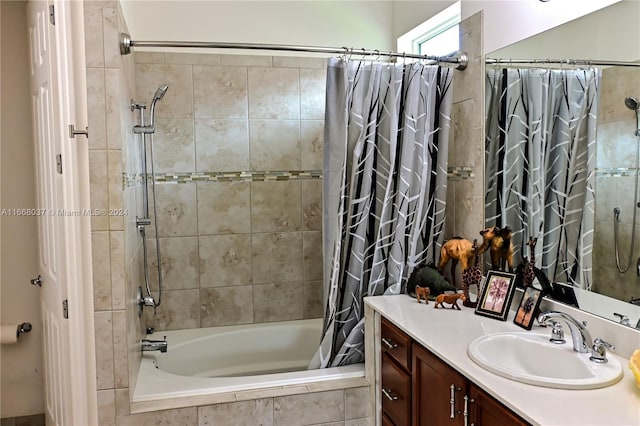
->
(613, 313), (631, 327)
(141, 337), (167, 353)
(537, 311), (592, 353)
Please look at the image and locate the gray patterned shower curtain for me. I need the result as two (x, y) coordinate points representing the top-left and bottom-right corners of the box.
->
(310, 58), (453, 368)
(485, 68), (599, 290)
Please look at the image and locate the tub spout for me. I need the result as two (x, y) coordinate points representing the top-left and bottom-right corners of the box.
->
(141, 337), (167, 353)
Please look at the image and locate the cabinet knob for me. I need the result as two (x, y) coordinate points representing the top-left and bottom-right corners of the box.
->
(381, 337), (398, 349)
(382, 388), (398, 402)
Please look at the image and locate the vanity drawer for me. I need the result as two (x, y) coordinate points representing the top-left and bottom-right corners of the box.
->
(381, 317), (412, 371)
(381, 353), (411, 426)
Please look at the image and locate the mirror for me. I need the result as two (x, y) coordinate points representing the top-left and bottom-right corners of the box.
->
(485, 0), (640, 328)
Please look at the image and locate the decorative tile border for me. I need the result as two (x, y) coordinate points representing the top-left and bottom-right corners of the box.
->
(447, 166), (475, 180)
(125, 166), (482, 188)
(123, 170), (323, 188)
(596, 168), (638, 178)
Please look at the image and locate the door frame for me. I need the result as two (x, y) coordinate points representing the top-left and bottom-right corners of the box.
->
(28, 0), (97, 423)
(53, 0), (97, 423)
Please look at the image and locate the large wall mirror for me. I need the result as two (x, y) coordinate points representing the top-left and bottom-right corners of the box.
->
(484, 0), (640, 328)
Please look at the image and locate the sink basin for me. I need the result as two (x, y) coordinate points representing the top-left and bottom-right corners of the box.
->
(467, 332), (623, 389)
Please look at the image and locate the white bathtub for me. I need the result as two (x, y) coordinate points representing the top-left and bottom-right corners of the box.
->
(132, 319), (366, 413)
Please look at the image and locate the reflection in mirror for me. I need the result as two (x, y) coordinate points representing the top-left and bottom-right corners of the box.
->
(483, 0), (640, 328)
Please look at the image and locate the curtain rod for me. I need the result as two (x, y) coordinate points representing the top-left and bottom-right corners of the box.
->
(119, 33), (468, 70)
(486, 57), (640, 68)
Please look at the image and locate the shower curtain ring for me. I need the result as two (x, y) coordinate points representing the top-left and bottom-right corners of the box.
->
(341, 46), (349, 60)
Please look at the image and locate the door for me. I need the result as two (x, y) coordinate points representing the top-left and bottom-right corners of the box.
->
(468, 383), (530, 426)
(27, 1), (96, 424)
(412, 344), (466, 426)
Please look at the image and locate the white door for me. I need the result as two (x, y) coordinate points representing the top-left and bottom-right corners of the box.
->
(27, 1), (97, 424)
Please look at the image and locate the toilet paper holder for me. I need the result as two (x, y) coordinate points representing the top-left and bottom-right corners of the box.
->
(18, 322), (32, 337)
(0, 322), (32, 345)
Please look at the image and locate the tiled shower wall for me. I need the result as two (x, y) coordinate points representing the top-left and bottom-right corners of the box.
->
(447, 12), (486, 277)
(133, 52), (326, 331)
(593, 66), (640, 300)
(84, 0), (147, 422)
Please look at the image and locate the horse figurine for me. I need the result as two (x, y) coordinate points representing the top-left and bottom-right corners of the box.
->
(415, 286), (430, 304)
(434, 293), (466, 310)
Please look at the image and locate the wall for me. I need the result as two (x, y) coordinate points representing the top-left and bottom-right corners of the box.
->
(0, 0), (45, 419)
(391, 0), (456, 44)
(120, 0), (393, 53)
(490, 0), (640, 61)
(83, 0), (146, 422)
(462, 0), (620, 53)
(134, 52), (325, 330)
(593, 66), (640, 301)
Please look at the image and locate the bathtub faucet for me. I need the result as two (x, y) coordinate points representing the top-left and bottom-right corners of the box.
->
(141, 336), (167, 353)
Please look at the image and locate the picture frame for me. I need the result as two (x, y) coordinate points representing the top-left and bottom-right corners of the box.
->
(474, 270), (516, 321)
(513, 286), (544, 330)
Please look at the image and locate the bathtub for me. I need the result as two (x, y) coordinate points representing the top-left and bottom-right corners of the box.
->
(132, 318), (367, 413)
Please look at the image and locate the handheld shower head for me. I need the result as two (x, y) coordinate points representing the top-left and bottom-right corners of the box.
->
(625, 96), (640, 111)
(149, 84), (169, 127)
(153, 84), (169, 102)
(625, 96), (640, 136)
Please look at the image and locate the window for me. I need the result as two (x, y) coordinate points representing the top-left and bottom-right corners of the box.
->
(397, 1), (461, 57)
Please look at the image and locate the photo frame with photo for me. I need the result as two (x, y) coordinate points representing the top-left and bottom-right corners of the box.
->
(513, 286), (544, 330)
(474, 270), (516, 321)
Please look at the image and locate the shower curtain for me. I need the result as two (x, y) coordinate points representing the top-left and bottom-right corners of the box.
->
(485, 68), (600, 290)
(311, 58), (453, 368)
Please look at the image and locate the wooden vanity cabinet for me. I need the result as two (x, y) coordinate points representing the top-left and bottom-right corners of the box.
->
(379, 316), (530, 426)
(412, 344), (466, 425)
(467, 383), (530, 426)
(381, 318), (412, 425)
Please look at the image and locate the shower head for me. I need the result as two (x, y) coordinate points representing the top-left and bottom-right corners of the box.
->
(626, 97), (640, 136)
(153, 84), (169, 102)
(148, 84), (169, 127)
(625, 97), (640, 111)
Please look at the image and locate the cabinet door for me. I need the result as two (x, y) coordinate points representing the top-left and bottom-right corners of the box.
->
(412, 344), (466, 426)
(381, 353), (412, 426)
(468, 383), (530, 426)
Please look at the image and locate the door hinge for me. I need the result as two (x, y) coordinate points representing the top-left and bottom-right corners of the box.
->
(56, 153), (62, 174)
(62, 299), (68, 319)
(49, 4), (55, 25)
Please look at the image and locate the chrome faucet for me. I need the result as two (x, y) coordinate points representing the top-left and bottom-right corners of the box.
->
(613, 313), (631, 327)
(537, 311), (592, 353)
(141, 337), (167, 353)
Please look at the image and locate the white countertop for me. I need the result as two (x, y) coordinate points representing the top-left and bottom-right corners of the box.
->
(365, 294), (640, 426)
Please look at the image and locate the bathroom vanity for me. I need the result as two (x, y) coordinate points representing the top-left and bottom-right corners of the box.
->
(364, 295), (640, 426)
(380, 316), (527, 425)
